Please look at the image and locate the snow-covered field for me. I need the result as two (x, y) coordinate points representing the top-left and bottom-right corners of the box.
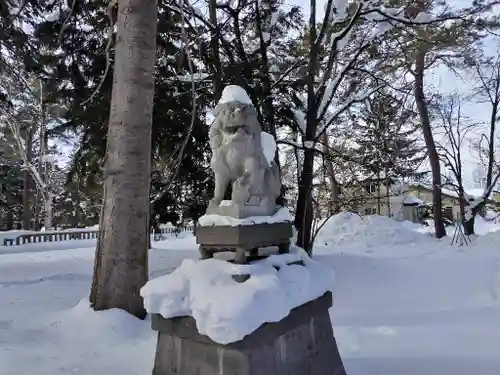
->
(1, 215), (500, 375)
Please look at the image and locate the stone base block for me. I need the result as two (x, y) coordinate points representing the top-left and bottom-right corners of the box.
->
(196, 222), (293, 264)
(150, 292), (346, 375)
(206, 200), (278, 219)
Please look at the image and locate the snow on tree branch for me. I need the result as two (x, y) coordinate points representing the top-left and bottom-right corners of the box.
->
(316, 85), (384, 140)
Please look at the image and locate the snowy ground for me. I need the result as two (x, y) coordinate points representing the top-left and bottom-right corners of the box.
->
(1, 216), (500, 375)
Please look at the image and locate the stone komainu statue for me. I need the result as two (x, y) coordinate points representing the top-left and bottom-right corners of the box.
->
(208, 98), (281, 215)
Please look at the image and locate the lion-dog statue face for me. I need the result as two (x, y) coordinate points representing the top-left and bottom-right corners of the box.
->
(215, 102), (260, 144)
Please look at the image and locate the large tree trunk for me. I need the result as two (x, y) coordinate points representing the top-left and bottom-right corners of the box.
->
(414, 50), (446, 238)
(90, 0), (158, 319)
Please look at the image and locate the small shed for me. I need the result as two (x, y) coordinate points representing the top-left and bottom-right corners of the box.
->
(401, 196), (428, 223)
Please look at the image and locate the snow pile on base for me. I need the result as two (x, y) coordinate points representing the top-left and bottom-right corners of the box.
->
(49, 298), (148, 341)
(198, 206), (293, 227)
(140, 247), (333, 344)
(34, 298), (156, 374)
(316, 212), (433, 249)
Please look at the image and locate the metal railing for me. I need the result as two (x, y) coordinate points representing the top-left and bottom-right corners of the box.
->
(2, 226), (194, 246)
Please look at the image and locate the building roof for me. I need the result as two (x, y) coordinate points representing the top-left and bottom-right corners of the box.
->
(409, 183), (489, 201)
(403, 195), (425, 205)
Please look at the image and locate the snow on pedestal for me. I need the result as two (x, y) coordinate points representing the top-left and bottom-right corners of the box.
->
(198, 205), (293, 227)
(140, 246), (334, 345)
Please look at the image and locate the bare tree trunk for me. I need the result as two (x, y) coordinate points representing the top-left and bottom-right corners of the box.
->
(295, 0), (317, 255)
(35, 81), (46, 230)
(44, 192), (53, 230)
(321, 133), (340, 214)
(464, 98), (498, 235)
(38, 80), (53, 230)
(208, 0), (223, 102)
(376, 172), (381, 215)
(296, 151), (315, 253)
(463, 215), (475, 234)
(386, 173), (391, 217)
(90, 191), (105, 306)
(90, 0), (158, 319)
(464, 169), (500, 235)
(255, 0), (283, 207)
(5, 209), (13, 230)
(485, 100), (498, 195)
(459, 193), (466, 223)
(414, 50), (446, 238)
(387, 191), (391, 217)
(22, 129), (33, 230)
(255, 0), (275, 136)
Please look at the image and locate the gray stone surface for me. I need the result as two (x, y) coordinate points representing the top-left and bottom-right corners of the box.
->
(196, 222), (292, 264)
(150, 291), (346, 375)
(206, 200), (278, 219)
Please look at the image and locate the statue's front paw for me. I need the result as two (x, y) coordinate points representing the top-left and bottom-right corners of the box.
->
(247, 196), (262, 206)
(235, 175), (249, 188)
(234, 177), (244, 188)
(208, 199), (221, 209)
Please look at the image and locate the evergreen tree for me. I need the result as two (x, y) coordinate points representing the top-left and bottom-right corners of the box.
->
(0, 136), (23, 229)
(32, 1), (213, 225)
(353, 91), (426, 214)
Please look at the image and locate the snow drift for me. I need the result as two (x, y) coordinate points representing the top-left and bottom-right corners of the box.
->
(141, 247), (333, 344)
(315, 212), (434, 250)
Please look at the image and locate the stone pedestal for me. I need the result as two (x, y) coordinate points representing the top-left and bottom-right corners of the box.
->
(196, 222), (293, 264)
(150, 292), (346, 375)
(206, 200), (278, 219)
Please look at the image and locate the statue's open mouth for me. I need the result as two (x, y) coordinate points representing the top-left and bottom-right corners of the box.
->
(224, 124), (247, 134)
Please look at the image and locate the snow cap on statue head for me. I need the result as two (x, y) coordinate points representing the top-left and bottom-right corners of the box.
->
(219, 85), (253, 105)
(214, 85), (255, 117)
